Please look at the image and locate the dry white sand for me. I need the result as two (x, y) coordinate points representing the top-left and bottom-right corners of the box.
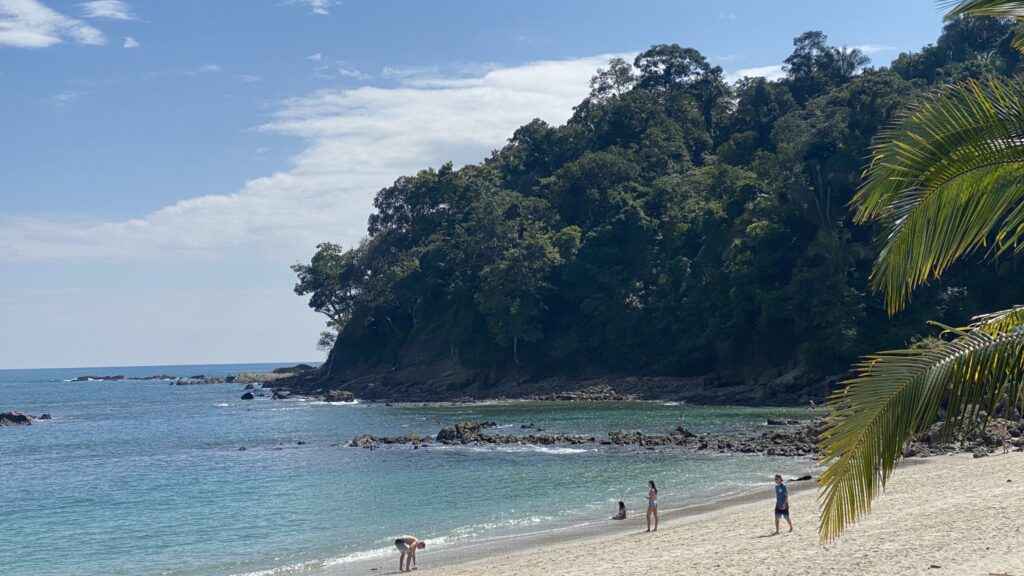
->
(421, 452), (1024, 576)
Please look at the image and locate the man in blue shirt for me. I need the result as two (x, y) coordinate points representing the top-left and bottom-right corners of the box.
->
(773, 474), (793, 534)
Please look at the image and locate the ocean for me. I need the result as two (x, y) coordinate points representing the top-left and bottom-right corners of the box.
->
(1, 363), (819, 576)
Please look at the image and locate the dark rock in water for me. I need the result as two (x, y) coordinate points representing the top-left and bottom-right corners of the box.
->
(238, 447), (246, 451)
(0, 412), (33, 426)
(240, 392), (255, 400)
(791, 475), (812, 482)
(225, 374), (237, 383)
(272, 363), (315, 374)
(38, 413), (52, 420)
(243, 383), (255, 390)
(272, 390), (291, 400)
(72, 375), (125, 382)
(189, 374), (205, 379)
(325, 390), (356, 403)
(674, 425), (697, 438)
(766, 418), (800, 426)
(521, 423), (544, 431)
(297, 440), (307, 445)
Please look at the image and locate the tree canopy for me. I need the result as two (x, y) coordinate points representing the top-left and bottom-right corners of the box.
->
(294, 20), (1024, 389)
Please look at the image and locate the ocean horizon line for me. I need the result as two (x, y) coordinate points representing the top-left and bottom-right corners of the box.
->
(0, 360), (321, 373)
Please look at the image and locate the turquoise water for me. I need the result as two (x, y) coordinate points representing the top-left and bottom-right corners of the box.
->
(1, 364), (819, 576)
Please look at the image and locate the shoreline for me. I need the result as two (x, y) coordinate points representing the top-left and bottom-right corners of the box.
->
(319, 466), (826, 575)
(354, 453), (1023, 576)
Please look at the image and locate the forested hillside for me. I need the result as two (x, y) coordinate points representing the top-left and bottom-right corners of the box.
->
(290, 17), (1024, 402)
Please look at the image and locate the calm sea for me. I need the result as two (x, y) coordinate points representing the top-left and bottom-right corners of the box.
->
(1, 363), (818, 576)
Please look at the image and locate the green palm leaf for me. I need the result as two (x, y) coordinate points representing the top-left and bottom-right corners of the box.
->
(818, 308), (1024, 542)
(942, 1), (1024, 52)
(852, 77), (1024, 313)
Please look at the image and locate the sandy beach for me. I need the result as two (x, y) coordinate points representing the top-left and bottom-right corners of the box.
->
(409, 452), (1024, 576)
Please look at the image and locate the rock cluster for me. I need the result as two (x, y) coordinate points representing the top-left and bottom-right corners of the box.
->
(1, 412), (52, 426)
(524, 385), (639, 402)
(902, 418), (1023, 458)
(349, 433), (431, 449)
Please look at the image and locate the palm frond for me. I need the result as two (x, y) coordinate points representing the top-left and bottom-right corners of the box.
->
(941, 1), (1024, 52)
(852, 77), (1024, 313)
(818, 308), (1024, 543)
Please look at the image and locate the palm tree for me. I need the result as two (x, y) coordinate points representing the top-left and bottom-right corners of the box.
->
(818, 0), (1024, 543)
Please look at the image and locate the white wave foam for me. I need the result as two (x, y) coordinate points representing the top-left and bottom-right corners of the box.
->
(465, 445), (592, 455)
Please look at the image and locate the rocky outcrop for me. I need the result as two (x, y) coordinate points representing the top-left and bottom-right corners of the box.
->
(240, 392), (255, 400)
(272, 364), (315, 374)
(524, 385), (639, 402)
(72, 375), (125, 382)
(436, 421), (499, 443)
(325, 390), (356, 403)
(0, 412), (35, 425)
(349, 433), (431, 449)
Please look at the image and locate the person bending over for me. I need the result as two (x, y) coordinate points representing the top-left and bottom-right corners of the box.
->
(394, 535), (426, 572)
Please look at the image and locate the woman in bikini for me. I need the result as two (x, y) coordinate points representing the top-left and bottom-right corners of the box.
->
(646, 480), (659, 532)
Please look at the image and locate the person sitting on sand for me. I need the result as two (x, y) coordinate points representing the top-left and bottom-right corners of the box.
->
(394, 535), (426, 572)
(773, 475), (792, 534)
(611, 501), (626, 520)
(646, 480), (659, 532)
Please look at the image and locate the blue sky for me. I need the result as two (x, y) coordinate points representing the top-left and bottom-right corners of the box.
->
(0, 0), (945, 369)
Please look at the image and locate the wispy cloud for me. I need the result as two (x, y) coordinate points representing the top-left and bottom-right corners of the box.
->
(286, 0), (337, 16)
(79, 0), (134, 20)
(187, 63), (221, 75)
(122, 35), (138, 48)
(0, 0), (105, 48)
(308, 53), (367, 80)
(238, 74), (262, 83)
(51, 91), (83, 107)
(725, 64), (785, 83)
(719, 11), (736, 21)
(1, 54), (618, 262)
(852, 43), (897, 55)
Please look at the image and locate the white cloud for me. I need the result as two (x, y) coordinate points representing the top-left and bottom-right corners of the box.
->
(719, 11), (736, 21)
(852, 43), (897, 55)
(306, 52), (322, 62)
(51, 91), (83, 106)
(80, 0), (134, 20)
(122, 34), (137, 48)
(186, 63), (220, 75)
(238, 74), (262, 82)
(0, 54), (619, 262)
(337, 65), (366, 79)
(0, 0), (105, 48)
(286, 0), (337, 16)
(725, 64), (785, 83)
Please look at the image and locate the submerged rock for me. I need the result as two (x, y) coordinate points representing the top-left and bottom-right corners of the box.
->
(240, 392), (255, 400)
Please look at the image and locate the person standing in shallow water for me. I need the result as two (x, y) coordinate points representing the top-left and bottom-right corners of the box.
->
(773, 475), (793, 534)
(646, 480), (659, 532)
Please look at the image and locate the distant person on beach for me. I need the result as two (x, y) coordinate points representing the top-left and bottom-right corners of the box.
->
(611, 501), (626, 520)
(646, 480), (659, 532)
(997, 422), (1011, 454)
(773, 475), (792, 534)
(394, 535), (425, 572)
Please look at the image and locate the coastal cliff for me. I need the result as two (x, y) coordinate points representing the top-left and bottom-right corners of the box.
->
(290, 18), (1024, 405)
